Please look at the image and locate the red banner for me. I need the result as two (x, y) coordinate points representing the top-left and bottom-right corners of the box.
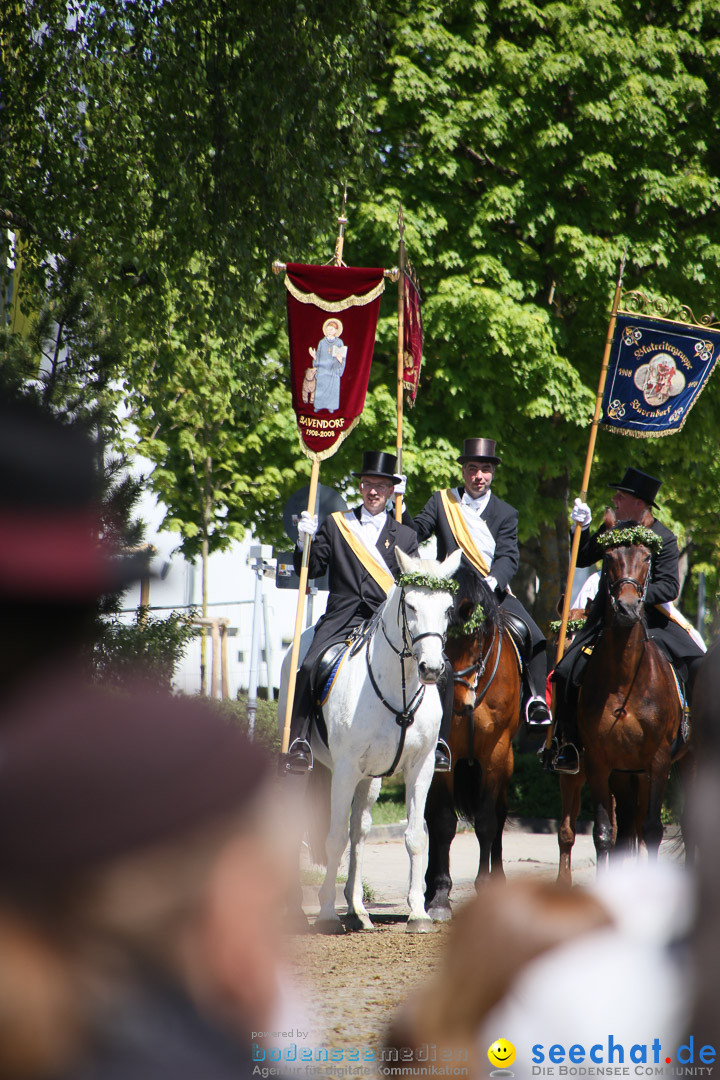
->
(402, 271), (423, 407)
(284, 263), (385, 460)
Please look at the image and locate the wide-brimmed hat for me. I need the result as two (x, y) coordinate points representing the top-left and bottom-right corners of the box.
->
(352, 450), (402, 484)
(608, 467), (662, 508)
(457, 438), (502, 465)
(0, 398), (150, 600)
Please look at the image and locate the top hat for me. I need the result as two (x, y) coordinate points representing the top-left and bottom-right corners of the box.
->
(608, 467), (662, 508)
(352, 450), (401, 484)
(457, 438), (502, 465)
(0, 398), (151, 600)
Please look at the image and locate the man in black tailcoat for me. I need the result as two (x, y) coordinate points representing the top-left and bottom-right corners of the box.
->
(551, 467), (706, 773)
(284, 450), (444, 773)
(406, 437), (552, 727)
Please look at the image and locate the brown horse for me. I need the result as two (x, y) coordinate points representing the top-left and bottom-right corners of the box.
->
(557, 515), (683, 885)
(425, 568), (522, 919)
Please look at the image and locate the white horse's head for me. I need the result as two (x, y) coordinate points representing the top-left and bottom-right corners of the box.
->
(393, 548), (462, 684)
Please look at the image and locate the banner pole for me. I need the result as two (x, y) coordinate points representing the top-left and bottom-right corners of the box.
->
(280, 456), (321, 754)
(546, 243), (628, 747)
(395, 205), (406, 521)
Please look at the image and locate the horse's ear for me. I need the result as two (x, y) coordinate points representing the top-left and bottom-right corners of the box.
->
(556, 593), (565, 617)
(603, 506), (617, 529)
(639, 508), (653, 528)
(439, 548), (462, 578)
(395, 547), (414, 574)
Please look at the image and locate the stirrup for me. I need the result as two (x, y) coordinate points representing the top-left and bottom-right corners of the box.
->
(552, 741), (581, 776)
(280, 738), (314, 776)
(526, 696), (552, 726)
(434, 739), (452, 773)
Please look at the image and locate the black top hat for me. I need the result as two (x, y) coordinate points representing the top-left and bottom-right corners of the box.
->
(352, 450), (401, 483)
(457, 438), (502, 465)
(608, 467), (662, 508)
(0, 398), (150, 600)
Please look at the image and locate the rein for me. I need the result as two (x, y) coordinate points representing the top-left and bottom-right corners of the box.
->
(452, 623), (504, 765)
(366, 582), (448, 778)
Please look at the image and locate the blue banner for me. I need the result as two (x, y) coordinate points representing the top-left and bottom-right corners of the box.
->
(600, 313), (720, 438)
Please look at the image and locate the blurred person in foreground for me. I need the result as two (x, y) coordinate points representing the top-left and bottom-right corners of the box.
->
(385, 862), (694, 1077)
(0, 396), (149, 705)
(0, 680), (309, 1080)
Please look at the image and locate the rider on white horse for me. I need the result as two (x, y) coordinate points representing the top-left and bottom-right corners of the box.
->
(283, 450), (453, 774)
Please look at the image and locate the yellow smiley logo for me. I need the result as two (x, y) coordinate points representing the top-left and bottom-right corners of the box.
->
(487, 1038), (516, 1069)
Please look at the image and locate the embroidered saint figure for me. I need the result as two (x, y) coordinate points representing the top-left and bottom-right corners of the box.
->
(308, 317), (347, 413)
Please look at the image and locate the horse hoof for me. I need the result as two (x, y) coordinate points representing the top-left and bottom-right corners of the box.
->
(314, 918), (346, 935)
(406, 917), (434, 934)
(427, 905), (452, 923)
(345, 913), (374, 932)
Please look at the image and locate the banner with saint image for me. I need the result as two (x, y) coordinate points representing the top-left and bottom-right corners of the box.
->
(600, 312), (720, 438)
(284, 263), (385, 460)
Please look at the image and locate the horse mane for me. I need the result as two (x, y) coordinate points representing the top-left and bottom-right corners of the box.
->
(449, 561), (500, 635)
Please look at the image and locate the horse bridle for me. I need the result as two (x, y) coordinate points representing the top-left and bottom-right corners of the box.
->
(452, 623), (504, 765)
(367, 583), (449, 778)
(605, 554), (651, 621)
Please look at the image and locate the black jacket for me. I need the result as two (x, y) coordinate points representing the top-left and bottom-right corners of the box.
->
(406, 488), (519, 591)
(294, 508), (419, 662)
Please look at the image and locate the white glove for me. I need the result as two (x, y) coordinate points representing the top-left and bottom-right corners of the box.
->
(394, 474), (407, 496)
(571, 498), (592, 528)
(485, 575), (498, 593)
(296, 511), (318, 549)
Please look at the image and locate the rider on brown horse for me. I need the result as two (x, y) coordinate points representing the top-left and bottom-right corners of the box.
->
(550, 467), (705, 774)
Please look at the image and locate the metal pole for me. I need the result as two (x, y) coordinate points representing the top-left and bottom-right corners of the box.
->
(247, 547), (264, 737)
(262, 592), (274, 698)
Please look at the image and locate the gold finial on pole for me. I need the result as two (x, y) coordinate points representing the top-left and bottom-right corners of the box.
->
(333, 183), (349, 267)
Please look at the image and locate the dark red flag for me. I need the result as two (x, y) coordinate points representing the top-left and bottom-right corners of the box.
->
(284, 263), (385, 460)
(402, 271), (423, 408)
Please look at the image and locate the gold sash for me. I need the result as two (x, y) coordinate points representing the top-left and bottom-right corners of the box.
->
(331, 512), (394, 594)
(439, 489), (491, 577)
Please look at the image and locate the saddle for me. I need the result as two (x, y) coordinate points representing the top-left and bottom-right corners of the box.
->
(306, 640), (350, 747)
(499, 609), (531, 668)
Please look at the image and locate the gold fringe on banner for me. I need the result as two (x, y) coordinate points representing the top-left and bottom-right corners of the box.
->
(296, 416), (361, 462)
(284, 274), (385, 312)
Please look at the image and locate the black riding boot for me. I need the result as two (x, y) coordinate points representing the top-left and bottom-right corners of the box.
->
(547, 674), (581, 774)
(434, 659), (454, 772)
(523, 648), (552, 726)
(279, 667), (314, 775)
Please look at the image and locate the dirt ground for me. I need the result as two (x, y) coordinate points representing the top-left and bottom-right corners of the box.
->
(288, 918), (449, 1052)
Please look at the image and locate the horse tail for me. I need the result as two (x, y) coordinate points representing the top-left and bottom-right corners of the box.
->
(306, 760), (332, 867)
(452, 758), (484, 824)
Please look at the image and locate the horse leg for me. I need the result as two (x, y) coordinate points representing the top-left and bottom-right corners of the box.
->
(344, 776), (382, 931)
(585, 762), (614, 873)
(424, 776), (457, 922)
(610, 772), (639, 860)
(474, 781), (500, 883)
(404, 751), (436, 933)
(557, 769), (583, 886)
(316, 765), (358, 934)
(643, 754), (671, 860)
(489, 782), (509, 880)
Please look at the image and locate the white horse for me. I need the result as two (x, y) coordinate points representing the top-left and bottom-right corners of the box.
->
(279, 547), (461, 934)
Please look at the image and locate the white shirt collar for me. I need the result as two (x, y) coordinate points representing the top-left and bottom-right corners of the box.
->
(359, 505), (387, 533)
(461, 488), (492, 515)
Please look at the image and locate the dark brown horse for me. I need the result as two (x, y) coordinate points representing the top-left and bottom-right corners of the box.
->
(557, 514), (683, 885)
(425, 568), (522, 919)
